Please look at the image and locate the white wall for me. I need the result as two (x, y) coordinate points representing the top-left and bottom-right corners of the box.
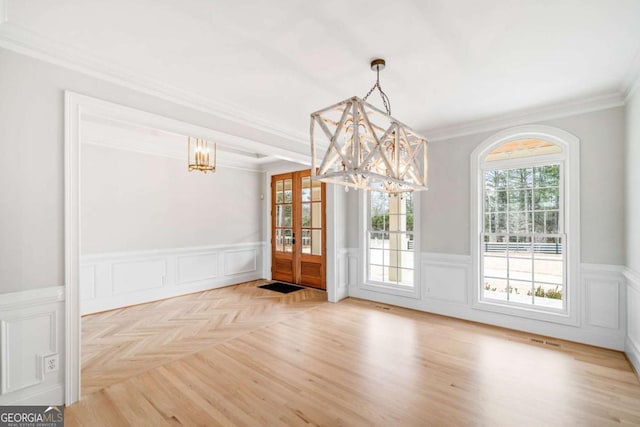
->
(0, 47), (298, 404)
(627, 90), (640, 273)
(81, 145), (262, 253)
(420, 107), (626, 264)
(346, 107), (626, 265)
(78, 144), (265, 314)
(0, 47), (306, 295)
(346, 106), (628, 350)
(625, 88), (640, 373)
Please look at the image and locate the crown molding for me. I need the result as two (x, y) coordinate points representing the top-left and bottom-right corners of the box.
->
(0, 16), (636, 145)
(0, 22), (309, 145)
(622, 46), (640, 101)
(424, 92), (625, 142)
(70, 92), (310, 167)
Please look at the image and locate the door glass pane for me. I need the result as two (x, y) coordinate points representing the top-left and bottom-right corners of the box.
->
(276, 180), (284, 203)
(312, 203), (322, 228)
(311, 229), (322, 255)
(284, 179), (293, 203)
(283, 229), (293, 253)
(302, 177), (311, 202)
(301, 203), (311, 227)
(275, 229), (284, 252)
(276, 205), (292, 227)
(283, 204), (292, 227)
(301, 229), (311, 254)
(312, 180), (322, 201)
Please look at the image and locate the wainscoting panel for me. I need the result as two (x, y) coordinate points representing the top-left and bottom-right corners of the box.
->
(112, 259), (165, 295)
(334, 248), (350, 301)
(177, 252), (218, 284)
(422, 253), (470, 304)
(0, 286), (64, 405)
(223, 249), (257, 276)
(80, 243), (264, 315)
(348, 250), (627, 350)
(1, 312), (54, 393)
(581, 264), (626, 337)
(347, 249), (359, 289)
(585, 279), (620, 329)
(624, 268), (640, 375)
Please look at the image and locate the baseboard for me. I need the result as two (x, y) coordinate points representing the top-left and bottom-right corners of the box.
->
(349, 287), (625, 350)
(626, 336), (640, 378)
(349, 251), (628, 350)
(624, 267), (640, 374)
(81, 272), (262, 314)
(13, 384), (64, 406)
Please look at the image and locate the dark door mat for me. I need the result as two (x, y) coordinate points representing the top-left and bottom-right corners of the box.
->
(258, 282), (304, 294)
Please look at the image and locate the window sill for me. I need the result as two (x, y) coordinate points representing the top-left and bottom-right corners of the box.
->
(360, 281), (421, 299)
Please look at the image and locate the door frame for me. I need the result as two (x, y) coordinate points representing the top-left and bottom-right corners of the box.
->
(270, 170), (327, 288)
(263, 168), (340, 299)
(64, 92), (315, 405)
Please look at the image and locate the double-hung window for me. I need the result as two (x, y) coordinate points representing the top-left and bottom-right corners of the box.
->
(483, 163), (564, 310)
(472, 127), (579, 324)
(362, 191), (420, 297)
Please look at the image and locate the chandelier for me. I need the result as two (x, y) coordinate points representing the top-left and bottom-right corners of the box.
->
(187, 136), (216, 173)
(310, 59), (428, 193)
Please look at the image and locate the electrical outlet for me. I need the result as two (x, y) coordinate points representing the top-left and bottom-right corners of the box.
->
(43, 354), (59, 374)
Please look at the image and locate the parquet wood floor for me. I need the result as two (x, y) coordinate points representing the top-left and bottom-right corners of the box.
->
(81, 280), (327, 396)
(68, 281), (640, 426)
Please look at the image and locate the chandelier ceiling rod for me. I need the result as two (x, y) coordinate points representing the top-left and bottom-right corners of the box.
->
(363, 58), (391, 116)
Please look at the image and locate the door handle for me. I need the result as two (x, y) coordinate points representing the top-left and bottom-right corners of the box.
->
(292, 239), (296, 244)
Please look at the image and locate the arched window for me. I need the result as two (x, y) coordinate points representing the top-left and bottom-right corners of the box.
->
(470, 126), (580, 324)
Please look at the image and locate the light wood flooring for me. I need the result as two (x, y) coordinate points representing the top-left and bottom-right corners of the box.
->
(67, 280), (640, 426)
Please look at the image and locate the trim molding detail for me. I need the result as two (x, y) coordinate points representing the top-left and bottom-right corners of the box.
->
(624, 267), (640, 375)
(0, 12), (632, 150)
(0, 21), (307, 146)
(80, 243), (264, 315)
(0, 286), (64, 405)
(348, 251), (626, 350)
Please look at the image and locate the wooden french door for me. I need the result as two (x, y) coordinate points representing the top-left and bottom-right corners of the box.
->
(271, 170), (326, 289)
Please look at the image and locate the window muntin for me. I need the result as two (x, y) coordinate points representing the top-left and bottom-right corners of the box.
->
(367, 192), (414, 287)
(482, 162), (565, 311)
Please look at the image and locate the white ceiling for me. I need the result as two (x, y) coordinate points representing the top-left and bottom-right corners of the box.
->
(3, 0), (640, 141)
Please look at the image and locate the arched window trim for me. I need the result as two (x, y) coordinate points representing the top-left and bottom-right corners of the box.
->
(470, 125), (581, 326)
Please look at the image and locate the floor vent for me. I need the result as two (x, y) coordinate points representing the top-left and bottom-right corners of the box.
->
(375, 305), (391, 310)
(531, 338), (561, 347)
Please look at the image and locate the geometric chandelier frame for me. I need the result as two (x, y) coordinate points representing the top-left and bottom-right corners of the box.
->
(310, 60), (428, 193)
